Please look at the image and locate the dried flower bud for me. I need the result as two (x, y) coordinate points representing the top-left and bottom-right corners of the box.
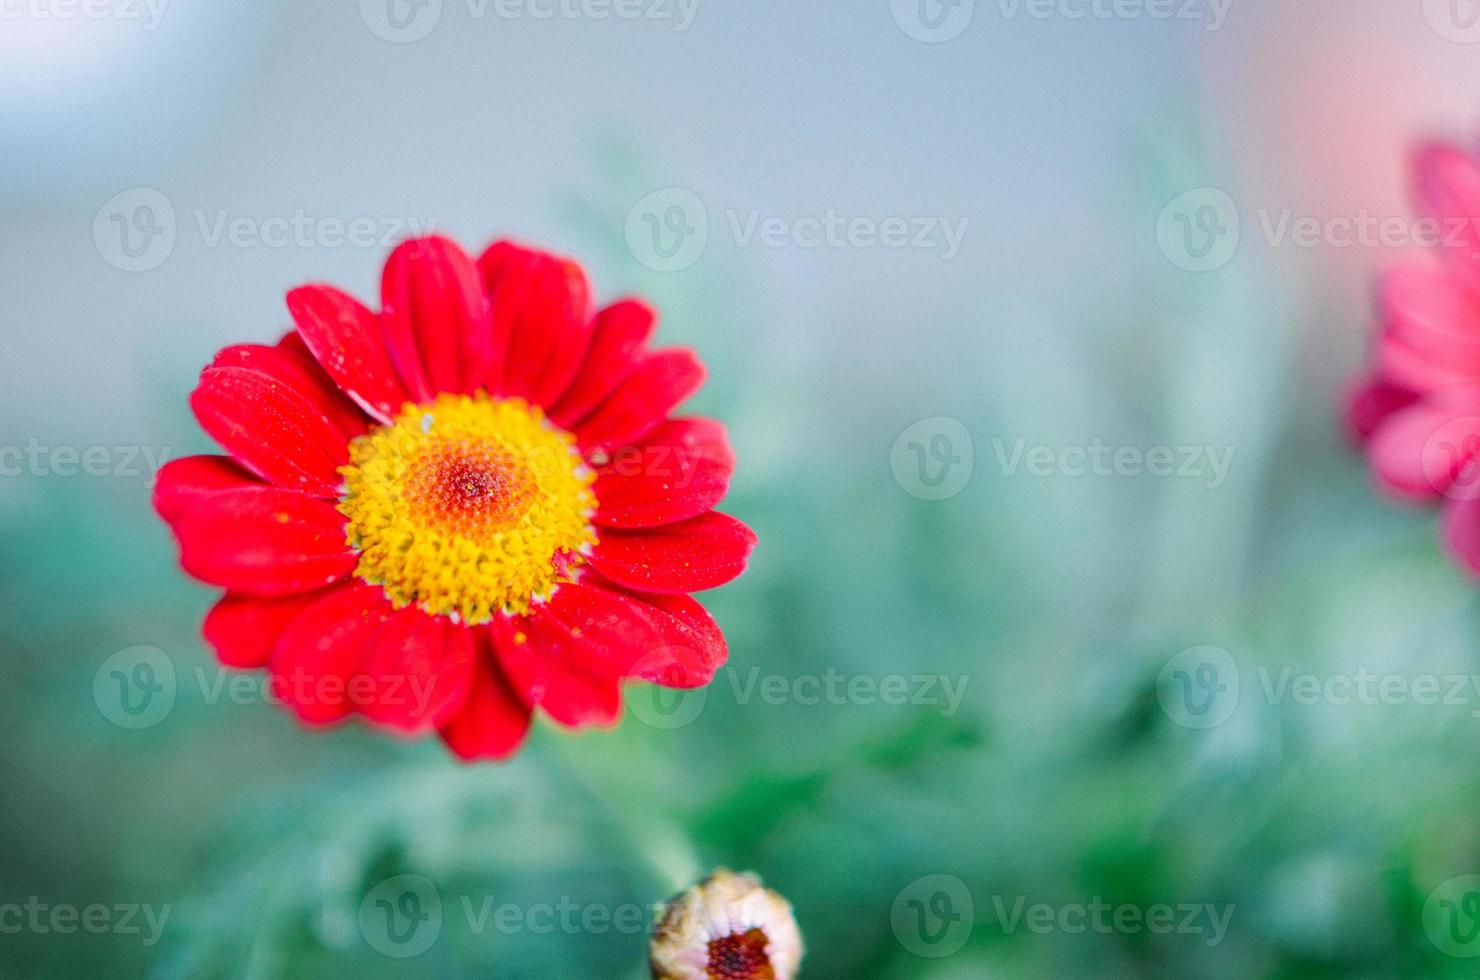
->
(649, 868), (804, 979)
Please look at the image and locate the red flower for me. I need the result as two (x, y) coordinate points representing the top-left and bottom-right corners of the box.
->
(156, 236), (755, 760)
(1349, 140), (1480, 577)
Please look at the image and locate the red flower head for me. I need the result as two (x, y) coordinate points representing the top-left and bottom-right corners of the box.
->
(155, 236), (756, 760)
(1348, 140), (1480, 577)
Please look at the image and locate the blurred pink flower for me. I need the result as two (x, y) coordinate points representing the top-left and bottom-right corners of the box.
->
(1349, 139), (1480, 577)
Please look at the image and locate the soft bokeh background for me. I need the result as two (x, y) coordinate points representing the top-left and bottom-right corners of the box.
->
(8, 1), (1480, 976)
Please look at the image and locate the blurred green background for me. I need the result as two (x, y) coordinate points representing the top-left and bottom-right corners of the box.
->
(9, 2), (1480, 977)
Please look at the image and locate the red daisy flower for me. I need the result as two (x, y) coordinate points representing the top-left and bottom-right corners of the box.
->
(1348, 139), (1480, 577)
(155, 236), (756, 760)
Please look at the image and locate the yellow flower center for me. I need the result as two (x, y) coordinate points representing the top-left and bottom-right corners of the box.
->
(339, 392), (596, 622)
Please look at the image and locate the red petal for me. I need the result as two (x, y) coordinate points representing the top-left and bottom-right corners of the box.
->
(593, 418), (734, 529)
(189, 361), (350, 498)
(491, 602), (623, 728)
(477, 240), (592, 406)
(165, 485), (357, 595)
(588, 511), (756, 594)
(203, 591), (324, 669)
(575, 349), (705, 454)
(153, 455), (260, 522)
(438, 630), (533, 760)
(562, 579), (728, 687)
(550, 299), (656, 426)
(287, 284), (411, 422)
(380, 236), (494, 398)
(356, 607), (475, 733)
(208, 343), (368, 442)
(269, 583), (393, 725)
(628, 590), (729, 688)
